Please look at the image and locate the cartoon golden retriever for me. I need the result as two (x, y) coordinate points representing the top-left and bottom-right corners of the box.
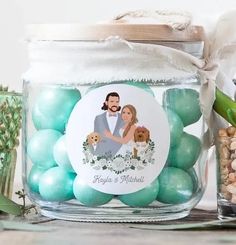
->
(87, 132), (101, 151)
(133, 127), (150, 158)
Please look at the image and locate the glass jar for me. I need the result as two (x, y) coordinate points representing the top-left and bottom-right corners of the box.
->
(216, 126), (236, 218)
(22, 24), (208, 222)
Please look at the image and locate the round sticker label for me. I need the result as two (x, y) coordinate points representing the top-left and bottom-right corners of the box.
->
(66, 84), (170, 195)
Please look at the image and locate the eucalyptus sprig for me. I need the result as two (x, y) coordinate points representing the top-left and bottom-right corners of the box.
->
(0, 85), (8, 92)
(0, 87), (22, 152)
(0, 86), (23, 210)
(0, 85), (22, 197)
(0, 189), (38, 216)
(15, 189), (38, 216)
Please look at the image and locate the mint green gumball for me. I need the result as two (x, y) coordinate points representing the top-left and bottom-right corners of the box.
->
(53, 135), (75, 173)
(119, 179), (159, 207)
(39, 167), (76, 201)
(163, 88), (201, 126)
(27, 129), (62, 169)
(73, 176), (113, 206)
(28, 165), (46, 193)
(32, 105), (63, 132)
(165, 108), (184, 148)
(157, 167), (193, 204)
(167, 132), (201, 170)
(124, 81), (155, 96)
(32, 87), (81, 133)
(187, 168), (199, 193)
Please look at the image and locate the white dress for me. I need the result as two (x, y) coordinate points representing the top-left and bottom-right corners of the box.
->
(115, 128), (133, 156)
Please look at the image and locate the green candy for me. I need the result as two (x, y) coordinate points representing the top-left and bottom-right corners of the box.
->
(39, 167), (76, 202)
(187, 168), (199, 193)
(119, 179), (159, 207)
(73, 176), (113, 207)
(157, 167), (193, 204)
(28, 165), (46, 193)
(32, 87), (81, 133)
(165, 108), (184, 148)
(163, 88), (201, 126)
(53, 135), (75, 173)
(167, 132), (201, 170)
(27, 129), (62, 169)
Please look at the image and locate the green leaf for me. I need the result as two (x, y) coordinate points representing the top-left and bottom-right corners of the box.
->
(1, 220), (55, 232)
(213, 88), (236, 127)
(0, 193), (22, 216)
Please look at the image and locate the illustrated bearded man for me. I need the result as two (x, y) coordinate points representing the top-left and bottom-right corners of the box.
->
(93, 92), (124, 157)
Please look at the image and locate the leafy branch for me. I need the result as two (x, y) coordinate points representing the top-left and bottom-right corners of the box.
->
(0, 189), (38, 216)
(15, 189), (38, 215)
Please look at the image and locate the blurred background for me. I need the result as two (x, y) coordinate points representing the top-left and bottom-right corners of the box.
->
(1, 0), (236, 208)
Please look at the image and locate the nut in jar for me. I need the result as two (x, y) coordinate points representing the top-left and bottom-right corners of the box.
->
(217, 126), (236, 214)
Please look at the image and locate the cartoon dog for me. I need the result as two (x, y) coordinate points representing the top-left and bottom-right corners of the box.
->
(87, 132), (101, 152)
(133, 126), (150, 158)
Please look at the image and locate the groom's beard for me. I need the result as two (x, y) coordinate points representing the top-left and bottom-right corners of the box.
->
(109, 106), (118, 112)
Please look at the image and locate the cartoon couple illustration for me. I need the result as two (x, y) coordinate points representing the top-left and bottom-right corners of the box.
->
(93, 92), (138, 157)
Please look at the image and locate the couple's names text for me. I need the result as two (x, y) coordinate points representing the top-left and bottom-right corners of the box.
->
(93, 175), (145, 185)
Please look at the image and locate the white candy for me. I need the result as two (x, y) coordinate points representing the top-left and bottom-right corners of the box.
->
(231, 159), (236, 171)
(226, 184), (236, 195)
(230, 141), (236, 150)
(228, 173), (236, 182)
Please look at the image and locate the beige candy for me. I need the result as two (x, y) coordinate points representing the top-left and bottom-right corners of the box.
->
(221, 166), (229, 176)
(231, 159), (236, 170)
(221, 184), (227, 192)
(220, 159), (231, 167)
(219, 138), (230, 146)
(223, 179), (230, 186)
(223, 191), (232, 200)
(221, 175), (228, 182)
(226, 183), (236, 194)
(218, 128), (228, 137)
(228, 172), (236, 182)
(227, 126), (236, 137)
(230, 141), (236, 150)
(221, 184), (232, 200)
(231, 137), (236, 142)
(231, 194), (236, 204)
(219, 146), (230, 159)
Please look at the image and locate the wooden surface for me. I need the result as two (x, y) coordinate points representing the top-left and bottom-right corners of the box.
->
(1, 209), (236, 245)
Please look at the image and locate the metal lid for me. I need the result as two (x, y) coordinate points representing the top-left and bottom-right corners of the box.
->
(27, 23), (205, 42)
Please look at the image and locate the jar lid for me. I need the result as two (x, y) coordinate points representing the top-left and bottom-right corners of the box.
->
(27, 23), (205, 42)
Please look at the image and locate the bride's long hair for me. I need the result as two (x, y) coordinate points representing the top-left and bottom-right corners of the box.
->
(122, 105), (138, 137)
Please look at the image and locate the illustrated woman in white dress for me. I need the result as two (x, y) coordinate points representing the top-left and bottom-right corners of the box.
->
(104, 105), (138, 155)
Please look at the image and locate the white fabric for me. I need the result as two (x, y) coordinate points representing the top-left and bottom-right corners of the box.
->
(113, 10), (192, 30)
(23, 39), (199, 84)
(116, 128), (133, 155)
(23, 10), (236, 145)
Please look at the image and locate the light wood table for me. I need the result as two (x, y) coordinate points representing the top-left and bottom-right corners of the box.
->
(1, 209), (235, 245)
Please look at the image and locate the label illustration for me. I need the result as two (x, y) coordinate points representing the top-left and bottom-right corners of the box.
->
(66, 84), (170, 194)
